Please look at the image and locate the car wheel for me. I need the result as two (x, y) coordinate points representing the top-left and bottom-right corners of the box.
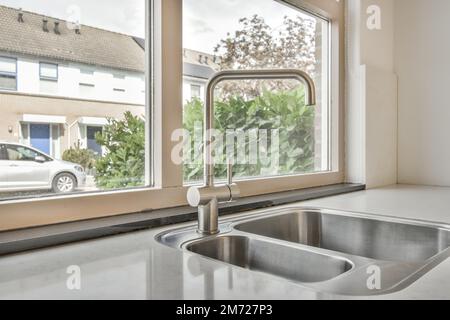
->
(52, 173), (77, 193)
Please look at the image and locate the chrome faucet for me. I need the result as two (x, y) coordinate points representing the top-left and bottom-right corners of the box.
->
(187, 69), (316, 235)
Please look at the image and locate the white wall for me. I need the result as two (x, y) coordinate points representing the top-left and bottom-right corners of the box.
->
(395, 0), (450, 186)
(346, 0), (398, 188)
(6, 52), (145, 105)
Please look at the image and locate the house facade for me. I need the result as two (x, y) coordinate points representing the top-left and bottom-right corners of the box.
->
(0, 5), (215, 159)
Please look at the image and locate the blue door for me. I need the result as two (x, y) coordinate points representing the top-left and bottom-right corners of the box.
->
(30, 124), (50, 155)
(87, 126), (103, 155)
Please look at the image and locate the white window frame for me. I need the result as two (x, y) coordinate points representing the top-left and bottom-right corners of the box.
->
(0, 0), (344, 231)
(39, 62), (58, 81)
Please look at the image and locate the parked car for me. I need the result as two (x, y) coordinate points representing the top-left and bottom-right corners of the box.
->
(0, 142), (86, 194)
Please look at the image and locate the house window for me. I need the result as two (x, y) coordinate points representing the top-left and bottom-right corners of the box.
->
(0, 0), (343, 232)
(0, 0), (150, 210)
(40, 63), (58, 81)
(0, 56), (17, 91)
(183, 0), (332, 184)
(86, 126), (103, 155)
(190, 84), (201, 99)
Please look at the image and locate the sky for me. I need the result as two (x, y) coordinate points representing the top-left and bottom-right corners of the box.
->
(0, 0), (313, 53)
(183, 0), (313, 54)
(0, 0), (145, 37)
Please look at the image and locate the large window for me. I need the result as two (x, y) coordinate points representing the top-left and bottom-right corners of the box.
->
(183, 0), (330, 183)
(40, 62), (58, 80)
(0, 0), (148, 201)
(0, 0), (343, 231)
(0, 56), (17, 91)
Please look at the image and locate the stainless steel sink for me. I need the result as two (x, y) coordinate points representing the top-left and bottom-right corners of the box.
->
(235, 210), (450, 263)
(187, 235), (353, 283)
(157, 207), (450, 296)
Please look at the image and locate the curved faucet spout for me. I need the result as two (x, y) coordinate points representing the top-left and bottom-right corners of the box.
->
(204, 69), (316, 187)
(188, 69), (316, 235)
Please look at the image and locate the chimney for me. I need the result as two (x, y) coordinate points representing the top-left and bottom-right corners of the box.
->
(18, 9), (24, 23)
(54, 21), (60, 35)
(75, 22), (81, 35)
(43, 19), (49, 32)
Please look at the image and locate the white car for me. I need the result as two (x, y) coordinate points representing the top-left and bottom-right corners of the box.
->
(0, 142), (86, 194)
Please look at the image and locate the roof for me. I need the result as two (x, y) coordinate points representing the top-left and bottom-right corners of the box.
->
(183, 49), (219, 79)
(0, 5), (145, 73)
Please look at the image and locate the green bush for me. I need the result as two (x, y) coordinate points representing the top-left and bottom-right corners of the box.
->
(183, 87), (315, 182)
(62, 142), (96, 170)
(94, 112), (146, 189)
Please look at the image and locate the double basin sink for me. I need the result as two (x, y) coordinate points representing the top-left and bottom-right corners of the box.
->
(157, 208), (450, 296)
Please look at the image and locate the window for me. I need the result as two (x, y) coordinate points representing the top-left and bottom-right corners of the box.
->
(0, 0), (149, 205)
(0, 0), (343, 232)
(40, 63), (58, 80)
(190, 84), (201, 99)
(0, 56), (17, 91)
(4, 145), (47, 162)
(183, 0), (331, 184)
(0, 144), (7, 160)
(86, 126), (103, 155)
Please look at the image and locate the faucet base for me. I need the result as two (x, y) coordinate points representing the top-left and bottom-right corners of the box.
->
(197, 200), (219, 235)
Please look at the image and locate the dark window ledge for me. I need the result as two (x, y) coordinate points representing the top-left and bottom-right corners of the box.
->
(0, 183), (365, 256)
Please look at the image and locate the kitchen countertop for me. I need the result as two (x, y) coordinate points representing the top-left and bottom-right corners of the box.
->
(1, 184), (450, 300)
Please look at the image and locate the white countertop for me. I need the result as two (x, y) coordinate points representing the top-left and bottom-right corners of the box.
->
(1, 184), (450, 300)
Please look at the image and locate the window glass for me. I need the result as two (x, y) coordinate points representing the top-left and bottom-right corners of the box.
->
(40, 63), (58, 80)
(0, 0), (149, 200)
(0, 56), (16, 73)
(0, 56), (17, 90)
(0, 145), (6, 160)
(183, 0), (330, 183)
(6, 145), (41, 161)
(0, 74), (16, 90)
(190, 84), (201, 99)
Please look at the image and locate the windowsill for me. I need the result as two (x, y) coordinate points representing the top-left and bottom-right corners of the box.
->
(0, 183), (365, 256)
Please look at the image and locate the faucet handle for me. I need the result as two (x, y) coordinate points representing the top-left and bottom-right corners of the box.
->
(226, 161), (240, 202)
(227, 162), (233, 185)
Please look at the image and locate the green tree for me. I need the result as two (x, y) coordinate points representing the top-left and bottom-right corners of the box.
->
(183, 87), (315, 183)
(213, 14), (317, 97)
(94, 112), (145, 189)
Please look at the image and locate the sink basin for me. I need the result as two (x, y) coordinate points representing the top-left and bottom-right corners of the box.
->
(157, 207), (450, 296)
(235, 210), (450, 263)
(187, 235), (353, 283)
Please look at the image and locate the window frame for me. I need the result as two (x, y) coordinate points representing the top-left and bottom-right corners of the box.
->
(39, 62), (59, 81)
(0, 56), (18, 91)
(0, 0), (345, 232)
